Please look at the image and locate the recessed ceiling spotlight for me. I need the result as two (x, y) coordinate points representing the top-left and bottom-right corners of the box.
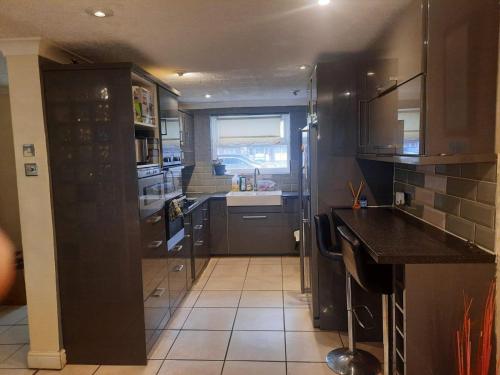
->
(344, 91), (352, 97)
(86, 8), (113, 18)
(366, 71), (375, 76)
(205, 94), (212, 99)
(318, 0), (330, 6)
(299, 65), (308, 70)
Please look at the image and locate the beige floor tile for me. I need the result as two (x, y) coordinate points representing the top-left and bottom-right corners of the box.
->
(147, 330), (179, 360)
(243, 275), (282, 291)
(167, 330), (231, 360)
(164, 308), (192, 330)
(0, 344), (29, 368)
(211, 265), (248, 278)
(37, 364), (99, 374)
(0, 344), (22, 362)
(158, 360), (223, 375)
(0, 325), (29, 344)
(246, 264), (282, 277)
(0, 370), (35, 375)
(190, 277), (209, 291)
(283, 291), (310, 308)
(0, 306), (27, 326)
(227, 331), (285, 361)
(95, 360), (162, 375)
(195, 291), (241, 308)
(283, 276), (301, 291)
(287, 362), (333, 375)
(239, 291), (283, 308)
(204, 277), (245, 291)
(282, 256), (300, 265)
(217, 257), (250, 266)
(286, 331), (343, 362)
(222, 361), (286, 375)
(284, 308), (317, 331)
(250, 257), (281, 265)
(178, 290), (201, 308)
(183, 308), (236, 330)
(283, 264), (300, 277)
(234, 308), (284, 330)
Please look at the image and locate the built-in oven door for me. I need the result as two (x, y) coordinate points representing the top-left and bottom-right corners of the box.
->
(138, 173), (165, 219)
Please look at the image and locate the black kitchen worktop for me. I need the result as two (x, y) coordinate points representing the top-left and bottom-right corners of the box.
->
(183, 191), (298, 215)
(333, 208), (496, 264)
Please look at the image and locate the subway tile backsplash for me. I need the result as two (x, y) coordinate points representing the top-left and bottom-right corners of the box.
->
(394, 162), (497, 251)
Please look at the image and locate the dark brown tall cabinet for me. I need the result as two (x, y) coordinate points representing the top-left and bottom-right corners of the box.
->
(42, 63), (174, 365)
(358, 0), (498, 162)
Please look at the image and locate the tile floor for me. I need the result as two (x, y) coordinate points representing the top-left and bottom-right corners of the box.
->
(0, 256), (383, 374)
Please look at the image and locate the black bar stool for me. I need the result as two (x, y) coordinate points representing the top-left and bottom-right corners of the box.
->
(326, 225), (392, 375)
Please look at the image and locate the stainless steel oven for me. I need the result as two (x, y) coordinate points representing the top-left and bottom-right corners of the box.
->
(138, 166), (165, 219)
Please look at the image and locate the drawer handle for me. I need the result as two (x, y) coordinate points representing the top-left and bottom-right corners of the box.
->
(201, 208), (208, 211)
(194, 224), (203, 230)
(171, 244), (183, 254)
(173, 264), (184, 272)
(185, 234), (191, 238)
(147, 215), (162, 224)
(243, 215), (267, 220)
(202, 218), (209, 222)
(148, 240), (163, 249)
(195, 240), (204, 246)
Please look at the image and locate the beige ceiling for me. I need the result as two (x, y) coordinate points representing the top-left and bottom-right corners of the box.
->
(0, 0), (410, 106)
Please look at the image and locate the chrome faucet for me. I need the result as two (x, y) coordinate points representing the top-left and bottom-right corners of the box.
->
(253, 168), (260, 191)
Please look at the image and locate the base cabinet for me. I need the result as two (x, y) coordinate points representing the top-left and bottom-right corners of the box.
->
(228, 198), (299, 255)
(210, 199), (228, 255)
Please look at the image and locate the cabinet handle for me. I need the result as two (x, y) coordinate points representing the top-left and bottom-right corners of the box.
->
(173, 264), (184, 272)
(194, 224), (203, 230)
(203, 218), (209, 222)
(185, 234), (191, 238)
(148, 240), (163, 249)
(171, 244), (183, 254)
(195, 240), (204, 246)
(147, 215), (162, 224)
(242, 215), (267, 220)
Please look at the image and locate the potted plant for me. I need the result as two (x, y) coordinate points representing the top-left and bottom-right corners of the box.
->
(213, 159), (226, 176)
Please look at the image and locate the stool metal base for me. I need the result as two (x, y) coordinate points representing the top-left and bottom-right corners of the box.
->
(326, 348), (382, 375)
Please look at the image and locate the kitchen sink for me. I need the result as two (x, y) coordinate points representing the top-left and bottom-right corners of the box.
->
(226, 190), (282, 206)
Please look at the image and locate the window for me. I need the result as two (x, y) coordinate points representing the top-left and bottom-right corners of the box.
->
(210, 114), (291, 174)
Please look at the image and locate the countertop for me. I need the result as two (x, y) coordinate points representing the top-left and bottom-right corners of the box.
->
(183, 191), (298, 215)
(332, 207), (496, 264)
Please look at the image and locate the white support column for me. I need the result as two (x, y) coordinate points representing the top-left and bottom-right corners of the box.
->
(0, 37), (66, 369)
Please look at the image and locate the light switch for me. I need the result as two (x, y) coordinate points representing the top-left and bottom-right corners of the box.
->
(24, 163), (38, 176)
(23, 144), (35, 157)
(395, 191), (405, 206)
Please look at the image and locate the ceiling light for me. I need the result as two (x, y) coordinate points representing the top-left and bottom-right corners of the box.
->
(367, 71), (375, 76)
(299, 65), (308, 70)
(86, 8), (113, 17)
(318, 0), (330, 6)
(344, 91), (351, 97)
(205, 94), (212, 99)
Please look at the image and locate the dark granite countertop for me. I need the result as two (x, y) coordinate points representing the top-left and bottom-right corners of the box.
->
(183, 191), (298, 214)
(333, 207), (495, 264)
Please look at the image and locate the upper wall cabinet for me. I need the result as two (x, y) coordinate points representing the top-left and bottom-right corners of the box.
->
(358, 0), (499, 164)
(426, 0), (498, 156)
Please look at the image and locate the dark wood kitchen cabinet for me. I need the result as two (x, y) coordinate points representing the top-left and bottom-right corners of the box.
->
(168, 239), (189, 310)
(190, 202), (210, 279)
(42, 62), (180, 365)
(228, 201), (299, 255)
(209, 199), (228, 255)
(358, 0), (498, 162)
(179, 110), (195, 166)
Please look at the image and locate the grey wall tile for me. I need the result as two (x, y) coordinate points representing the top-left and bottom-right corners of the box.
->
(407, 171), (425, 187)
(434, 193), (460, 215)
(436, 164), (461, 177)
(460, 200), (495, 228)
(477, 182), (496, 205)
(394, 169), (407, 183)
(415, 187), (434, 206)
(424, 174), (447, 193)
(400, 203), (424, 218)
(460, 162), (497, 182)
(475, 225), (495, 251)
(445, 215), (474, 241)
(422, 206), (446, 229)
(446, 177), (477, 200)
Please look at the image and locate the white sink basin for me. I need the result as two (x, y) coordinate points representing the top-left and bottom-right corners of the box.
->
(226, 191), (282, 206)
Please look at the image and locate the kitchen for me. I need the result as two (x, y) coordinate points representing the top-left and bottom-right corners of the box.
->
(0, 0), (498, 374)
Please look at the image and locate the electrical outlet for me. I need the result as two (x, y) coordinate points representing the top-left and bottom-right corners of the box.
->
(395, 192), (405, 205)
